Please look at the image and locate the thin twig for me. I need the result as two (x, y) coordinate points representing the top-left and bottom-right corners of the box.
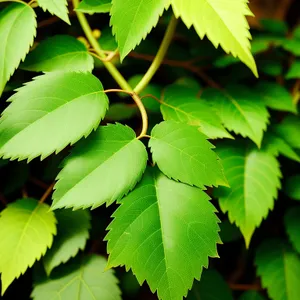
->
(104, 89), (133, 96)
(39, 182), (55, 204)
(140, 94), (162, 103)
(22, 187), (28, 198)
(30, 177), (49, 189)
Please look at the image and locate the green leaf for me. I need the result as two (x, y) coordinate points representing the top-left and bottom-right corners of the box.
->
(255, 239), (300, 300)
(110, 0), (167, 60)
(285, 207), (300, 254)
(106, 167), (221, 300)
(44, 209), (91, 275)
(293, 25), (300, 39)
(21, 35), (94, 72)
(170, 0), (257, 76)
(0, 72), (108, 161)
(260, 19), (288, 35)
(254, 81), (297, 113)
(106, 103), (138, 121)
(286, 60), (300, 79)
(174, 77), (202, 94)
(262, 132), (300, 163)
(187, 269), (233, 300)
(201, 86), (269, 147)
(76, 0), (111, 13)
(149, 120), (227, 189)
(0, 3), (36, 96)
(275, 116), (300, 150)
(259, 59), (283, 77)
(37, 0), (70, 24)
(160, 85), (232, 139)
(52, 123), (148, 210)
(32, 255), (121, 300)
(282, 39), (300, 56)
(285, 175), (300, 201)
(128, 75), (161, 112)
(239, 291), (267, 300)
(215, 142), (281, 247)
(0, 198), (56, 294)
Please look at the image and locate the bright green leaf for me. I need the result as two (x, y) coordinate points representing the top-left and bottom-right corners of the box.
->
(187, 269), (233, 300)
(254, 81), (297, 113)
(161, 85), (233, 139)
(32, 255), (121, 300)
(149, 120), (227, 189)
(21, 35), (94, 72)
(215, 142), (281, 247)
(76, 0), (111, 13)
(106, 167), (221, 300)
(286, 60), (300, 79)
(0, 198), (56, 294)
(52, 123), (148, 210)
(0, 3), (36, 96)
(275, 116), (300, 149)
(285, 175), (300, 201)
(255, 239), (300, 300)
(0, 72), (108, 161)
(285, 207), (300, 254)
(110, 0), (168, 60)
(44, 209), (91, 275)
(201, 86), (269, 147)
(170, 0), (257, 76)
(239, 291), (267, 300)
(37, 0), (70, 24)
(262, 132), (300, 163)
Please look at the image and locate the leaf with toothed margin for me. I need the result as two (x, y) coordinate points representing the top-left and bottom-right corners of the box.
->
(43, 209), (91, 275)
(214, 142), (281, 247)
(52, 124), (148, 210)
(149, 120), (228, 189)
(0, 198), (56, 295)
(201, 85), (269, 147)
(284, 207), (300, 254)
(37, 0), (70, 24)
(110, 0), (169, 61)
(105, 167), (221, 300)
(0, 3), (36, 96)
(0, 72), (108, 162)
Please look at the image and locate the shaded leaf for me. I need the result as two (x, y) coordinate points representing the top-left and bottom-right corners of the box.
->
(282, 39), (300, 56)
(286, 60), (300, 79)
(76, 0), (111, 13)
(149, 120), (227, 189)
(32, 255), (121, 300)
(52, 124), (148, 210)
(0, 3), (36, 95)
(0, 72), (108, 161)
(0, 198), (56, 294)
(275, 116), (300, 149)
(285, 175), (300, 201)
(219, 220), (242, 243)
(44, 209), (91, 274)
(239, 291), (267, 300)
(106, 167), (221, 300)
(21, 35), (94, 72)
(260, 19), (288, 35)
(285, 207), (300, 254)
(106, 103), (137, 121)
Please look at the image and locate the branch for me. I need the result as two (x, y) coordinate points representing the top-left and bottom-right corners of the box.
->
(39, 182), (55, 204)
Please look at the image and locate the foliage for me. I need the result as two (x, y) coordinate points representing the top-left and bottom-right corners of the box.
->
(0, 0), (299, 299)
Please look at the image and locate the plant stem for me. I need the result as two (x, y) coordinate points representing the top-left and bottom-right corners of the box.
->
(39, 182), (55, 204)
(72, 0), (148, 137)
(133, 15), (178, 94)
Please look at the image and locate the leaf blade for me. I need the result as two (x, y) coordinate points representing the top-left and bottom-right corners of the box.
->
(37, 0), (70, 24)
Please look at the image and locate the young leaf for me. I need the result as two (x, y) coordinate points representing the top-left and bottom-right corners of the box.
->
(284, 207), (300, 254)
(285, 175), (300, 201)
(76, 0), (112, 13)
(254, 81), (297, 113)
(106, 167), (221, 300)
(274, 116), (300, 150)
(21, 35), (94, 72)
(215, 142), (281, 247)
(43, 209), (91, 275)
(0, 198), (56, 294)
(110, 0), (168, 60)
(0, 72), (108, 161)
(32, 255), (121, 300)
(170, 0), (257, 76)
(262, 132), (300, 163)
(187, 269), (233, 300)
(37, 0), (70, 24)
(160, 85), (233, 139)
(201, 85), (269, 147)
(149, 120), (227, 189)
(255, 239), (300, 300)
(0, 3), (36, 96)
(52, 123), (148, 210)
(239, 291), (267, 300)
(286, 60), (300, 79)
